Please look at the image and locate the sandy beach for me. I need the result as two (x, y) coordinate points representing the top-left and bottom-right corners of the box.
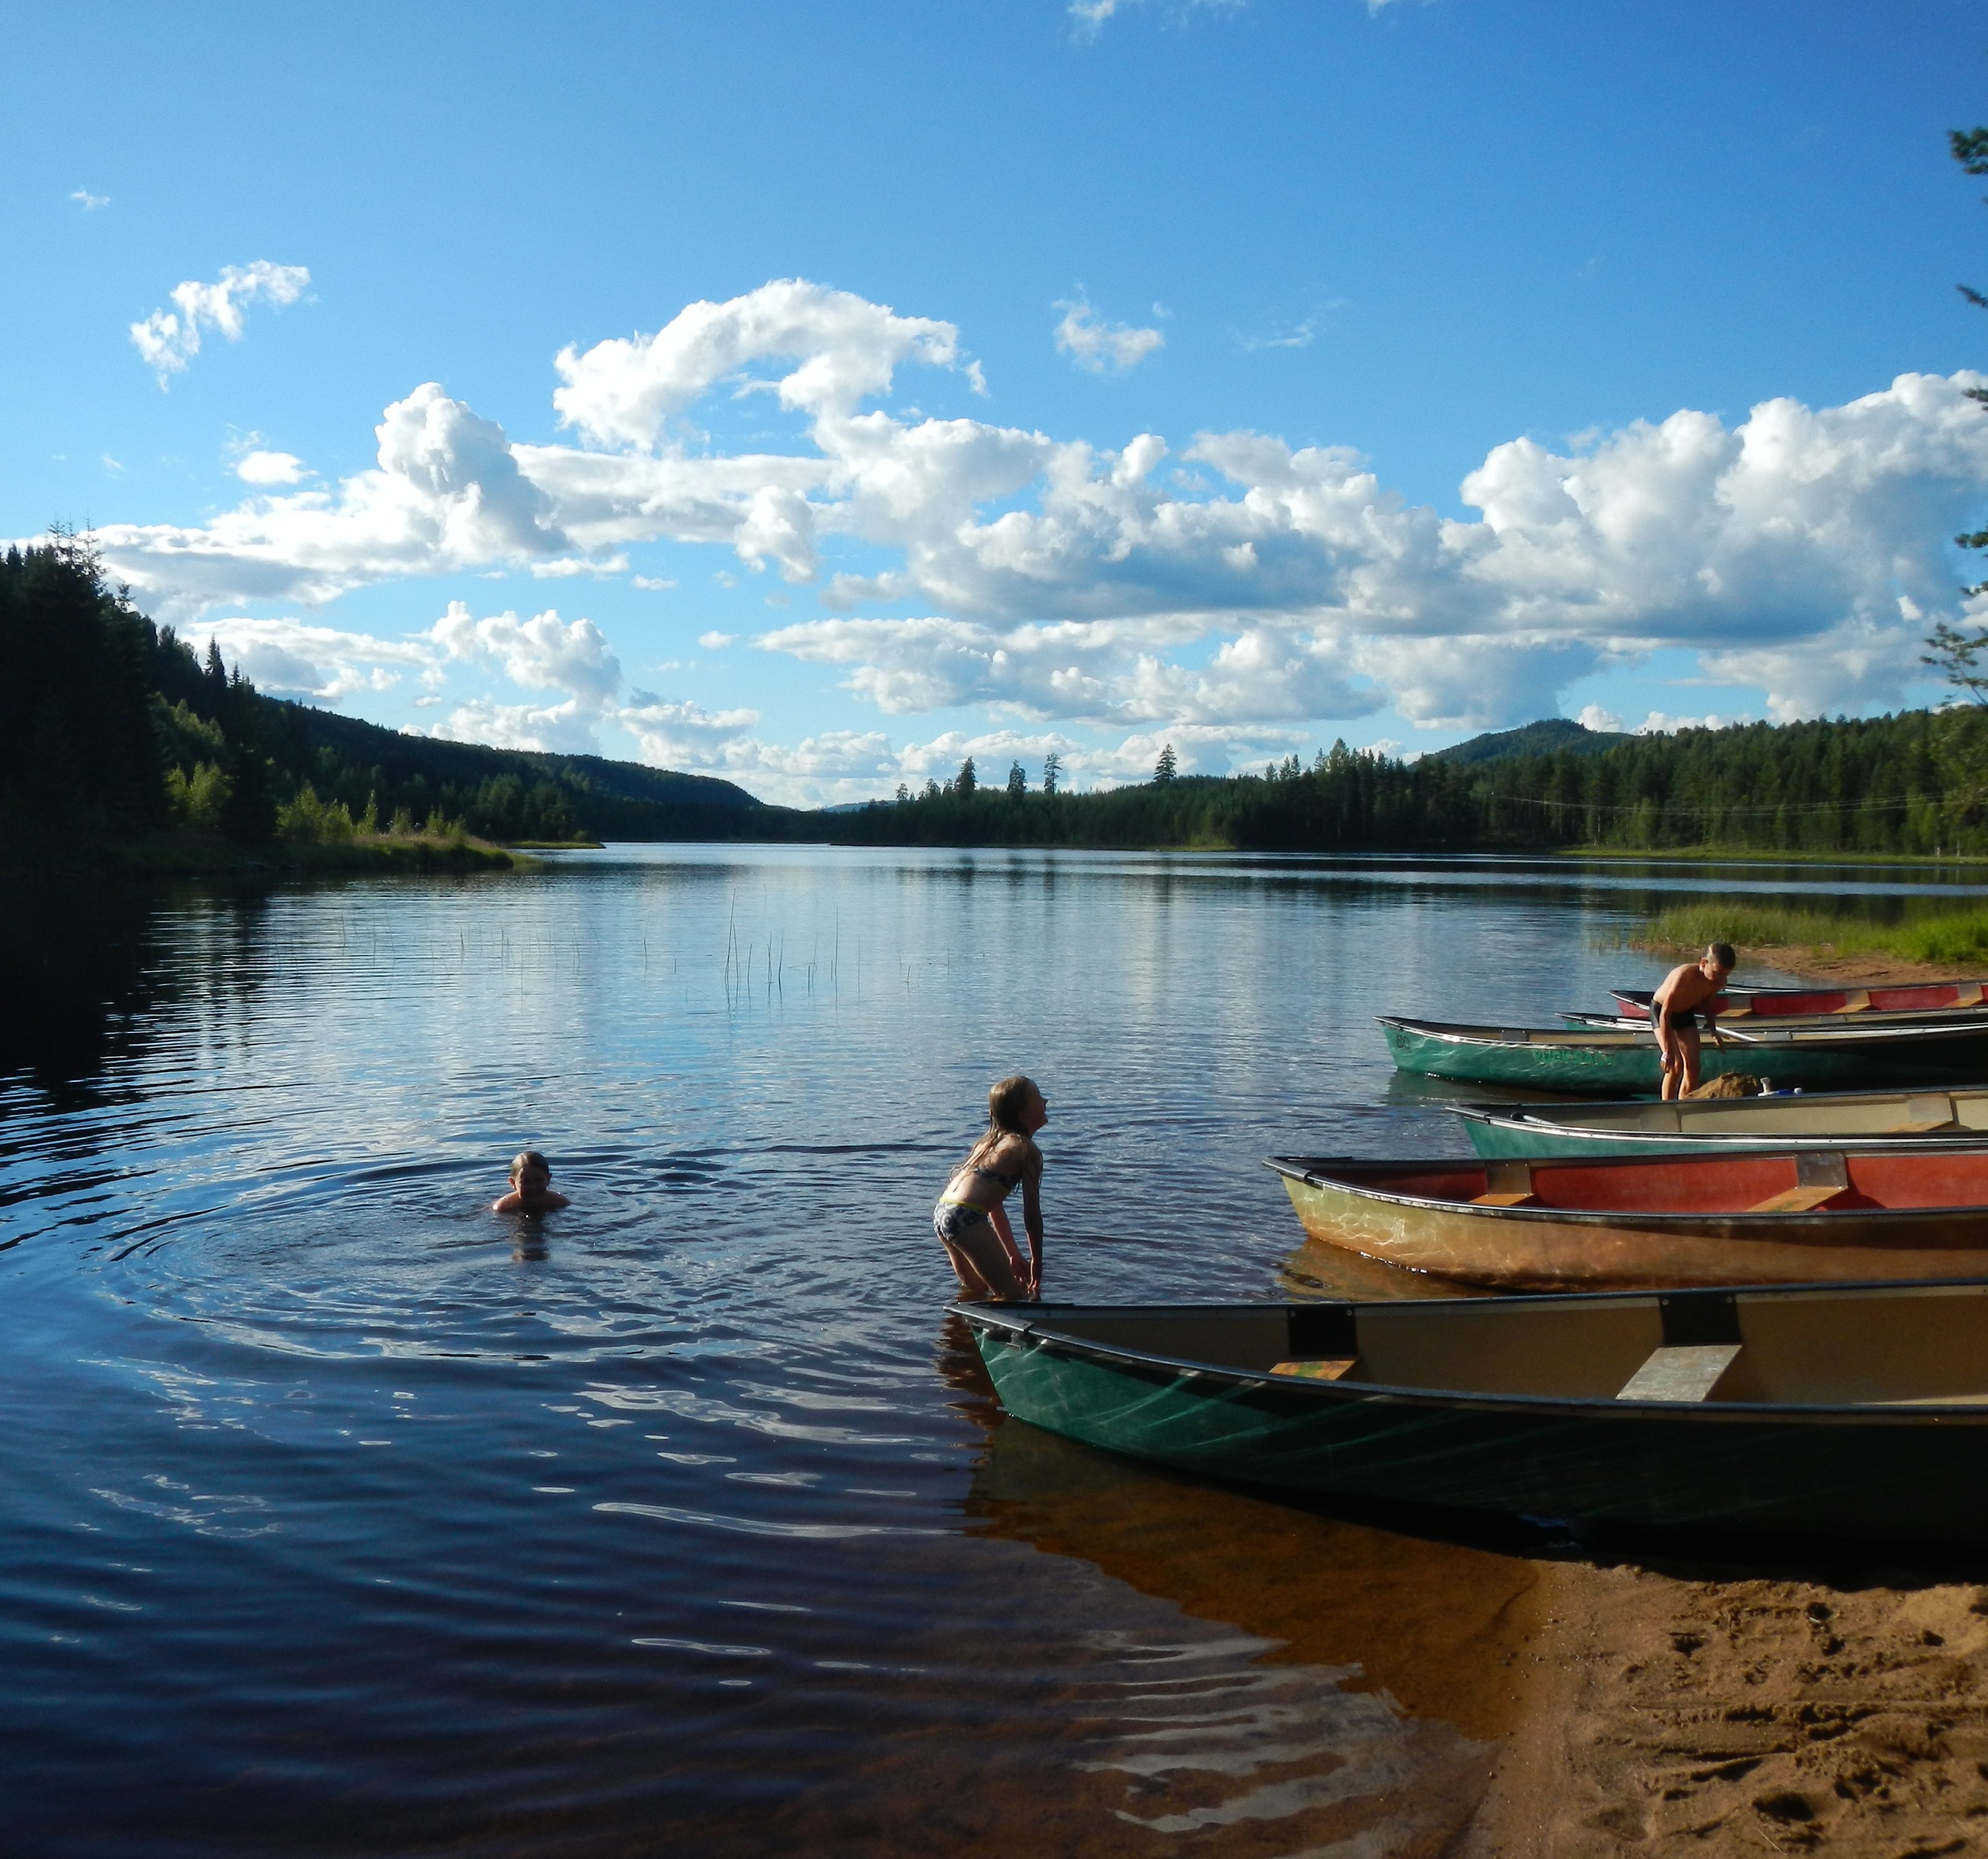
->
(1465, 1550), (1988, 1855)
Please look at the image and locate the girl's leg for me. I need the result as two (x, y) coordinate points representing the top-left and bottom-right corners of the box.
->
(940, 1218), (1030, 1300)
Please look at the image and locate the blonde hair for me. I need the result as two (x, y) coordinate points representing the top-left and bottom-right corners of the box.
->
(510, 1149), (551, 1180)
(965, 1075), (1040, 1170)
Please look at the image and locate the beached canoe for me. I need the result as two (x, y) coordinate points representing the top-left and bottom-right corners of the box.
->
(1266, 1148), (1988, 1290)
(1455, 1086), (1988, 1159)
(952, 1283), (1988, 1544)
(1379, 1013), (1988, 1094)
(1611, 980), (1988, 1022)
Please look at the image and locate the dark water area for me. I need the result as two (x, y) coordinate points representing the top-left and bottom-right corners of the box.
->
(4, 846), (1981, 1856)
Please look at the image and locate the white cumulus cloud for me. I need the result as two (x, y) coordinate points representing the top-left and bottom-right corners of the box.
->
(195, 617), (432, 704)
(1054, 296), (1165, 375)
(69, 278), (1988, 769)
(235, 449), (309, 486)
(130, 260), (310, 385)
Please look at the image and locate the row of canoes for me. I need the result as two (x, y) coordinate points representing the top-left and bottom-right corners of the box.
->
(958, 965), (1988, 1544)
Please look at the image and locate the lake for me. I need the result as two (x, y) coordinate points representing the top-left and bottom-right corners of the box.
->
(5, 844), (1981, 1856)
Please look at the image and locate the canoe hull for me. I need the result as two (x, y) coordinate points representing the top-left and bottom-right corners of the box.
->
(961, 1302), (1988, 1544)
(1275, 1167), (1988, 1291)
(1382, 1016), (1988, 1095)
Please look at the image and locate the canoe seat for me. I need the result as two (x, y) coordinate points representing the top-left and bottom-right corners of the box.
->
(1891, 1093), (1955, 1134)
(1722, 1001), (1753, 1018)
(1746, 1184), (1851, 1213)
(1953, 983), (1984, 1008)
(1833, 990), (1872, 1013)
(1471, 1190), (1538, 1206)
(1616, 1342), (1742, 1402)
(1271, 1359), (1359, 1381)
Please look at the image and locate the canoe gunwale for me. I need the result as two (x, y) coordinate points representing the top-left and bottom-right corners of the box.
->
(1378, 1013), (1988, 1053)
(1265, 1153), (1988, 1230)
(949, 1291), (1988, 1421)
(1457, 1119), (1988, 1155)
(1448, 1099), (1988, 1154)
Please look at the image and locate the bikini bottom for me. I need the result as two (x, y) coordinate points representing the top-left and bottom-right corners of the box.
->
(934, 1198), (996, 1243)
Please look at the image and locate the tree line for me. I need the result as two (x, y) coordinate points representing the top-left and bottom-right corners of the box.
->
(0, 538), (781, 851)
(827, 713), (1988, 856)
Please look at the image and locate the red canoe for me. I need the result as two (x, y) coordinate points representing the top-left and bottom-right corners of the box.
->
(1267, 1146), (1988, 1290)
(1611, 980), (1988, 1022)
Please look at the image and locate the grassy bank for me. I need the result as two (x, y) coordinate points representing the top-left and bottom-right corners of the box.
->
(1639, 902), (1988, 970)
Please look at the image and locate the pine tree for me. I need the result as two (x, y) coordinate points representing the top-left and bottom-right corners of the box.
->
(955, 755), (977, 797)
(1006, 760), (1026, 797)
(1041, 751), (1061, 794)
(1154, 743), (1177, 783)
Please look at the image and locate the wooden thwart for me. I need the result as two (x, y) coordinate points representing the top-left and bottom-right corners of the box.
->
(1471, 1190), (1539, 1206)
(1271, 1359), (1359, 1381)
(1616, 1342), (1743, 1403)
(1833, 990), (1872, 1013)
(1746, 1184), (1850, 1213)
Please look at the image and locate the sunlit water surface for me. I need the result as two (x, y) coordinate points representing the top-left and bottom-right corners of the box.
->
(4, 845), (1975, 1856)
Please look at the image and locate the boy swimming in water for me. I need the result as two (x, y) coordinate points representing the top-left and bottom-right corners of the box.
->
(493, 1149), (570, 1213)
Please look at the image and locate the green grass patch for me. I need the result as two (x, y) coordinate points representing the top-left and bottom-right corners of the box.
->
(1643, 902), (1988, 968)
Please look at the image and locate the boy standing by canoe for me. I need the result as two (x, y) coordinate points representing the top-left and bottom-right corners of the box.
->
(1652, 943), (1736, 1100)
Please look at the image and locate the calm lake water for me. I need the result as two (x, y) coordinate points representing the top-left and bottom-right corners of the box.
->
(6, 845), (1983, 1857)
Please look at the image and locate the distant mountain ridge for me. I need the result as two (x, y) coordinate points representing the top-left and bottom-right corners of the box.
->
(1427, 717), (1635, 765)
(273, 703), (764, 811)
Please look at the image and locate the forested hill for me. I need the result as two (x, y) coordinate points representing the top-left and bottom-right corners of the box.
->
(1, 538), (790, 850)
(255, 703), (769, 841)
(1427, 717), (1635, 765)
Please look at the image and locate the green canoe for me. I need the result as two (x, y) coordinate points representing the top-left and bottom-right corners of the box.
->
(954, 1285), (1988, 1544)
(1456, 1086), (1988, 1159)
(1380, 1013), (1988, 1095)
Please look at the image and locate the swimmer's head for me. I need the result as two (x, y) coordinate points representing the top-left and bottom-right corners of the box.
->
(510, 1149), (553, 1192)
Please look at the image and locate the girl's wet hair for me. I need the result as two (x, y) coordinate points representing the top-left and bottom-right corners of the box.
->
(510, 1149), (552, 1179)
(966, 1075), (1040, 1169)
(986, 1075), (1038, 1135)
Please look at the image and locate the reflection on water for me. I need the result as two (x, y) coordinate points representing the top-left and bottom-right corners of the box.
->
(0, 846), (1958, 1853)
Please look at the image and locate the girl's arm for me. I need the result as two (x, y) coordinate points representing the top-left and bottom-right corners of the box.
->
(1018, 1148), (1043, 1294)
(989, 1203), (1030, 1284)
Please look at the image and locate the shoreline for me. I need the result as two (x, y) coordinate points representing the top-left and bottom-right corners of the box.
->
(1634, 939), (1981, 987)
(24, 830), (535, 880)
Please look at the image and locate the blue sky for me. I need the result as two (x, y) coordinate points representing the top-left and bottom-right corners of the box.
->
(7, 0), (1988, 802)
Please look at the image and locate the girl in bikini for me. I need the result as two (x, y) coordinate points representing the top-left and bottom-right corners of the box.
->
(934, 1075), (1047, 1301)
